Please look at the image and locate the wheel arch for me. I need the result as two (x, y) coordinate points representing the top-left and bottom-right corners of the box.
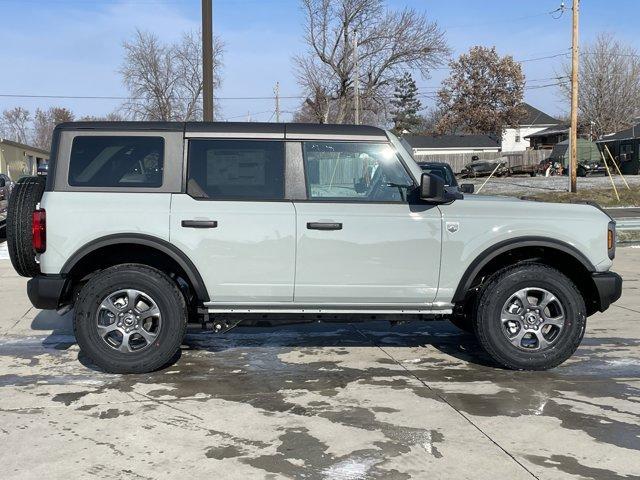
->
(61, 234), (210, 303)
(452, 237), (598, 314)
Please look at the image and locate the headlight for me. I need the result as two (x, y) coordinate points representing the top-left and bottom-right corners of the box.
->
(608, 221), (616, 259)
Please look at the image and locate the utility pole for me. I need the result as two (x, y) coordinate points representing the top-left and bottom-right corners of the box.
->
(353, 30), (360, 125)
(274, 82), (281, 123)
(569, 0), (579, 193)
(202, 0), (214, 122)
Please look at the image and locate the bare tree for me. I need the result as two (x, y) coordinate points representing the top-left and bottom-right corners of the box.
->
(0, 107), (31, 144)
(436, 46), (526, 135)
(120, 29), (224, 121)
(79, 112), (127, 122)
(32, 107), (74, 150)
(559, 33), (640, 138)
(294, 0), (449, 124)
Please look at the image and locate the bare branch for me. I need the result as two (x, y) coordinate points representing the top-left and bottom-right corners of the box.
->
(119, 29), (224, 121)
(293, 0), (449, 124)
(0, 107), (31, 144)
(559, 33), (640, 137)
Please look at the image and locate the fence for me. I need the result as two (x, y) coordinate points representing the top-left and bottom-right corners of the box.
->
(413, 150), (552, 174)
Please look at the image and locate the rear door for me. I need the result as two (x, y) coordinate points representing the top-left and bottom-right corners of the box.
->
(169, 137), (296, 304)
(293, 141), (442, 305)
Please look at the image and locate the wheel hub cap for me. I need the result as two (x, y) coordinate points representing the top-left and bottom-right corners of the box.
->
(96, 289), (162, 354)
(501, 287), (566, 351)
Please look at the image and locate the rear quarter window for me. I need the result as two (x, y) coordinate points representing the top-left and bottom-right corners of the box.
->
(68, 136), (164, 188)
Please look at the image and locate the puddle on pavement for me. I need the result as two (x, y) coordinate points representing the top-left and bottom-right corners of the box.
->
(1, 319), (639, 479)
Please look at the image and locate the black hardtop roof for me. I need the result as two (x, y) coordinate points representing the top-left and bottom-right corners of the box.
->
(55, 121), (387, 137)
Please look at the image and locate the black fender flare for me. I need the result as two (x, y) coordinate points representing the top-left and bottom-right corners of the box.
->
(451, 236), (596, 303)
(61, 233), (210, 302)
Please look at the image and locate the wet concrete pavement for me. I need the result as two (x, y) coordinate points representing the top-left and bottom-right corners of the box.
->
(0, 241), (639, 479)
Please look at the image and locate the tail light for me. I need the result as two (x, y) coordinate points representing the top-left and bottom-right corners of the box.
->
(32, 209), (46, 254)
(607, 221), (616, 260)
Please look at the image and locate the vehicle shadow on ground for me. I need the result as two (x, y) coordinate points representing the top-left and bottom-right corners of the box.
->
(30, 309), (495, 371)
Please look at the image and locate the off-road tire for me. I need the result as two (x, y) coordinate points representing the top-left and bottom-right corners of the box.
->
(577, 166), (587, 178)
(7, 176), (46, 277)
(74, 264), (187, 374)
(474, 263), (586, 370)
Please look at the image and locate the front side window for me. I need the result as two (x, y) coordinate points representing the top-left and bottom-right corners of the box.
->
(69, 136), (164, 188)
(187, 139), (285, 200)
(303, 142), (414, 202)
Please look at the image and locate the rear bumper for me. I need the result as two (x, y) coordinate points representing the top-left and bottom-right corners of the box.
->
(27, 275), (67, 310)
(592, 271), (623, 312)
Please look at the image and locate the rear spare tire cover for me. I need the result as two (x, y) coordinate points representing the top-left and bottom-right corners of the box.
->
(7, 176), (46, 277)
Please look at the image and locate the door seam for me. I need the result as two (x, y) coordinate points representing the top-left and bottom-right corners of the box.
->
(292, 201), (298, 302)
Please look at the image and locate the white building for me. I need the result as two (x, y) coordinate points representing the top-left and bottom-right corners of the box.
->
(501, 103), (559, 152)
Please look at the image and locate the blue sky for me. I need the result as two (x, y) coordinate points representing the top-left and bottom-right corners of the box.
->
(0, 0), (638, 124)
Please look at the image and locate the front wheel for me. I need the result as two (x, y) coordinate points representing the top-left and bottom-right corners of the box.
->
(74, 264), (187, 373)
(474, 263), (586, 370)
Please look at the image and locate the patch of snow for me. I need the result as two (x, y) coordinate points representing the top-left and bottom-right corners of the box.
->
(0, 241), (9, 261)
(322, 457), (377, 480)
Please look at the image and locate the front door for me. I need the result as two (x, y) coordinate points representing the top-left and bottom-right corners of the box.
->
(170, 139), (296, 303)
(293, 141), (441, 305)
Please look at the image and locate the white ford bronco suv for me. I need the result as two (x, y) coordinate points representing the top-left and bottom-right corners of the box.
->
(6, 122), (621, 373)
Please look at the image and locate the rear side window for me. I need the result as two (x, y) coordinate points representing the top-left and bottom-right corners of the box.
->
(187, 139), (285, 200)
(68, 136), (164, 188)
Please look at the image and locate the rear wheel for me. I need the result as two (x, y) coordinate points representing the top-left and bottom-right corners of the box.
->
(577, 166), (587, 177)
(474, 263), (586, 370)
(74, 264), (187, 374)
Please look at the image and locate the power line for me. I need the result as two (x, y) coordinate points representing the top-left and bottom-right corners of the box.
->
(0, 94), (306, 101)
(443, 4), (567, 31)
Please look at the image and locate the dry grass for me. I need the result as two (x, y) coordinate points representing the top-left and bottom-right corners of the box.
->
(522, 187), (640, 207)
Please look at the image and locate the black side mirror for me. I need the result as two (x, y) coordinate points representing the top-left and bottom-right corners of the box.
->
(420, 173), (446, 202)
(460, 183), (474, 194)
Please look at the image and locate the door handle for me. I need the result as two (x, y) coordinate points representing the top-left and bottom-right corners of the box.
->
(181, 220), (218, 229)
(307, 222), (342, 231)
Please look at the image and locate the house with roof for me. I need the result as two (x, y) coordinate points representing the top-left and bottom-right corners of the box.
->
(524, 124), (570, 150)
(0, 138), (49, 180)
(502, 103), (560, 152)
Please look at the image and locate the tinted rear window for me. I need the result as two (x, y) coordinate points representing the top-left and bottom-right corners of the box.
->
(187, 139), (285, 200)
(68, 136), (164, 188)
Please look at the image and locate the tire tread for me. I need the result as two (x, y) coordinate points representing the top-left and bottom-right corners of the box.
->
(474, 262), (586, 370)
(74, 263), (187, 374)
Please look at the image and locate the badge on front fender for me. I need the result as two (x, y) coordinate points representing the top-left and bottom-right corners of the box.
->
(446, 222), (459, 234)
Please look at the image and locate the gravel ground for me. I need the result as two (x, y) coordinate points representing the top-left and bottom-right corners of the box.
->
(463, 174), (640, 196)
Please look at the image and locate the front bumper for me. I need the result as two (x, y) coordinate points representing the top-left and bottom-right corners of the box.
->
(592, 271), (622, 312)
(27, 275), (68, 310)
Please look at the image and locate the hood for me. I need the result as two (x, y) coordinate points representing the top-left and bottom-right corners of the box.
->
(460, 194), (611, 221)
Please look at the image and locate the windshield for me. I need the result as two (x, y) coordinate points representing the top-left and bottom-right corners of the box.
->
(385, 131), (424, 182)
